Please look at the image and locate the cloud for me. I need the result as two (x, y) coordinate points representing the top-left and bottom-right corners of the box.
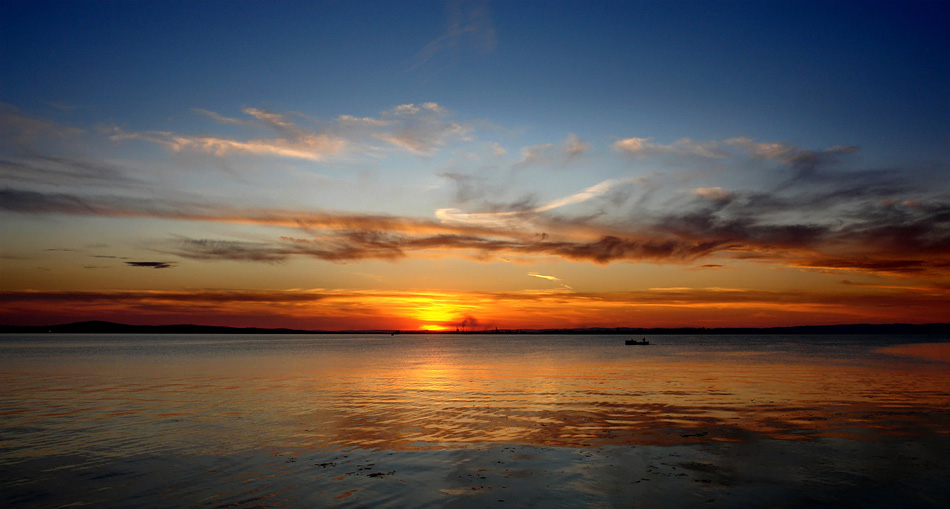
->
(241, 107), (298, 133)
(612, 136), (860, 173)
(438, 172), (495, 203)
(5, 177), (949, 276)
(613, 137), (727, 158)
(514, 143), (554, 168)
(126, 261), (175, 269)
(515, 134), (590, 168)
(724, 137), (859, 180)
(168, 237), (290, 263)
(336, 114), (391, 127)
(388, 102), (447, 116)
(0, 154), (143, 188)
(529, 272), (574, 290)
(407, 0), (496, 71)
(110, 125), (345, 162)
(435, 177), (638, 226)
(373, 103), (470, 155)
(281, 230), (723, 264)
(564, 133), (588, 157)
(529, 272), (561, 282)
(3, 118), (948, 279)
(6, 175), (948, 276)
(112, 102), (473, 160)
(0, 104), (84, 144)
(193, 108), (253, 126)
(692, 187), (734, 202)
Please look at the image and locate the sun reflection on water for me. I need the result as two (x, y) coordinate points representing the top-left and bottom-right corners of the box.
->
(1, 335), (948, 458)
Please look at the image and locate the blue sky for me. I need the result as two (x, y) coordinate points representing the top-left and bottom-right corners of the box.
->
(1, 0), (948, 329)
(4, 0), (947, 158)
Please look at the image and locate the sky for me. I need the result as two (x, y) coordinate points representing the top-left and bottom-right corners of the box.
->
(1, 0), (948, 330)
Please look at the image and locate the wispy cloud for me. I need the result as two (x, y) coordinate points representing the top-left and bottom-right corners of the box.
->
(371, 103), (470, 155)
(613, 137), (727, 158)
(116, 102), (469, 160)
(3, 105), (947, 280)
(529, 272), (574, 290)
(438, 172), (496, 204)
(167, 237), (290, 263)
(435, 178), (638, 226)
(108, 123), (344, 162)
(691, 186), (734, 202)
(564, 133), (588, 157)
(407, 0), (496, 71)
(0, 154), (143, 189)
(4, 174), (949, 276)
(192, 108), (253, 126)
(528, 272), (561, 282)
(515, 133), (591, 168)
(0, 104), (84, 144)
(612, 135), (861, 174)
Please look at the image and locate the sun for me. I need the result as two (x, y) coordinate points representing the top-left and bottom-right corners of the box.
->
(413, 303), (457, 331)
(419, 324), (452, 331)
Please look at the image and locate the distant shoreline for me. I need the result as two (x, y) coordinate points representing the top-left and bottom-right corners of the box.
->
(2, 320), (949, 335)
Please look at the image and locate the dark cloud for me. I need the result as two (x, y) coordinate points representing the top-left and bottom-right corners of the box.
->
(0, 289), (331, 305)
(0, 154), (142, 188)
(1, 188), (100, 214)
(3, 155), (949, 278)
(170, 237), (289, 263)
(125, 261), (174, 269)
(280, 231), (727, 265)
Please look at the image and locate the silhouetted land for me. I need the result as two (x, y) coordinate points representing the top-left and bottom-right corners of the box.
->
(2, 320), (949, 335)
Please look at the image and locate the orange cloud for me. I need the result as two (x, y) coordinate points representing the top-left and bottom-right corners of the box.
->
(3, 284), (947, 330)
(4, 184), (950, 279)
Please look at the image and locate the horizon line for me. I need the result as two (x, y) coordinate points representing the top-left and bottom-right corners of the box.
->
(3, 320), (949, 335)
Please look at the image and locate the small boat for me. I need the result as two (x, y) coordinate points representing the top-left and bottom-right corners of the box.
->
(625, 338), (650, 345)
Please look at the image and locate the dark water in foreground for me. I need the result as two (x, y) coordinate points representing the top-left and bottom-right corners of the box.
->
(1, 334), (948, 507)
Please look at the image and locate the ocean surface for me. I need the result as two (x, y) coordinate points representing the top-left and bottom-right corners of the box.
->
(1, 333), (948, 507)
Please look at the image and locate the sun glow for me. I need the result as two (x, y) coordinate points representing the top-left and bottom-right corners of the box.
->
(419, 324), (452, 331)
(413, 302), (460, 331)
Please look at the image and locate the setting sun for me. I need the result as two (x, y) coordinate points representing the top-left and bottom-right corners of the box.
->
(412, 302), (463, 331)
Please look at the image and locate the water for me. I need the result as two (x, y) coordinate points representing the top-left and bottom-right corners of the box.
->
(1, 334), (948, 507)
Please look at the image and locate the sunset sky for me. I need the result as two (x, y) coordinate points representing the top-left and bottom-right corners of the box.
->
(1, 0), (948, 330)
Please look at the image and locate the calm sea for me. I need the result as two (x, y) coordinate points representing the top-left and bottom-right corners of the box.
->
(1, 334), (948, 507)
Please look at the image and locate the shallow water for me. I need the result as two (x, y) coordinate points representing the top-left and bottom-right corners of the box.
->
(1, 334), (948, 507)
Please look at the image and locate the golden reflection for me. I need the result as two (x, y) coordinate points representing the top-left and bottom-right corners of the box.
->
(2, 338), (948, 458)
(292, 349), (948, 450)
(877, 342), (950, 363)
